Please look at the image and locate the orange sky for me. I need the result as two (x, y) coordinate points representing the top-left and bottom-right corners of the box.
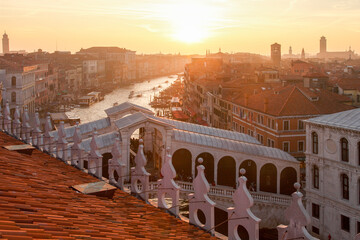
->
(1, 0), (360, 55)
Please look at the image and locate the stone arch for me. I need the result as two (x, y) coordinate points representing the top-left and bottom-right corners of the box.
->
(240, 160), (257, 190)
(128, 123), (166, 178)
(102, 152), (112, 179)
(260, 163), (277, 193)
(195, 152), (214, 184)
(217, 156), (236, 188)
(172, 148), (192, 182)
(280, 167), (297, 195)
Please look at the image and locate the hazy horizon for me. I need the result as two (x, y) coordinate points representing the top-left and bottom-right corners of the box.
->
(1, 0), (360, 55)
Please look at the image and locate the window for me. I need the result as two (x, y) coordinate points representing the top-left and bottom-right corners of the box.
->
(341, 174), (349, 200)
(312, 203), (320, 219)
(313, 165), (319, 189)
(283, 142), (289, 152)
(341, 215), (350, 232)
(312, 226), (319, 235)
(11, 92), (16, 103)
(341, 138), (349, 162)
(298, 120), (304, 130)
(358, 142), (360, 165)
(272, 119), (275, 129)
(283, 120), (289, 131)
(11, 76), (16, 86)
(358, 179), (360, 205)
(298, 141), (304, 152)
(357, 221), (360, 234)
(312, 132), (318, 154)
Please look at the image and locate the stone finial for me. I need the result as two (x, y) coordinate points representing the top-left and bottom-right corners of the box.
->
(188, 158), (215, 234)
(3, 101), (11, 134)
(277, 183), (318, 240)
(227, 169), (260, 240)
(88, 130), (102, 178)
(56, 121), (68, 161)
(21, 107), (31, 142)
(0, 104), (3, 131)
(157, 148), (180, 216)
(71, 122), (83, 168)
(43, 113), (53, 152)
(109, 138), (125, 190)
(32, 112), (42, 147)
(131, 139), (150, 201)
(12, 106), (21, 138)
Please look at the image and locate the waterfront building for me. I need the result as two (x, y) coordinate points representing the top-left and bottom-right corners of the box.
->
(305, 108), (360, 239)
(2, 32), (9, 54)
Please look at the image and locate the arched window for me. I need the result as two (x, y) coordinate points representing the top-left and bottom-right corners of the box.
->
(341, 138), (349, 162)
(358, 142), (360, 166)
(11, 76), (16, 86)
(11, 92), (16, 103)
(312, 132), (318, 154)
(313, 165), (319, 189)
(358, 178), (360, 205)
(341, 174), (349, 200)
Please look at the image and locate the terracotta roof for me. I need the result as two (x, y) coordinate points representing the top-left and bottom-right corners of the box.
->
(331, 78), (360, 91)
(233, 85), (354, 116)
(0, 132), (216, 240)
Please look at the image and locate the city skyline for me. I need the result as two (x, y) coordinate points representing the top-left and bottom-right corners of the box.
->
(1, 0), (360, 55)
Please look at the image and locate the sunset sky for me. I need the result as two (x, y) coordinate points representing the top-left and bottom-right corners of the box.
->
(1, 0), (360, 55)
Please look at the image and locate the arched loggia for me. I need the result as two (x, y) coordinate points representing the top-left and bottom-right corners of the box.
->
(240, 160), (257, 191)
(217, 156), (236, 188)
(260, 163), (277, 193)
(280, 167), (297, 195)
(195, 152), (214, 184)
(172, 148), (192, 182)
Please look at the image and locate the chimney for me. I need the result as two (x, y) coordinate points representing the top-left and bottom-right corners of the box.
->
(244, 93), (249, 106)
(264, 97), (269, 113)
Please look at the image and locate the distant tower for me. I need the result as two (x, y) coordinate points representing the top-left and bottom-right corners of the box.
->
(320, 36), (326, 54)
(2, 32), (9, 54)
(301, 48), (305, 59)
(271, 43), (281, 67)
(289, 46), (292, 55)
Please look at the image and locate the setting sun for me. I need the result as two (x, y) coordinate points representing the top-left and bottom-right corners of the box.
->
(164, 1), (216, 43)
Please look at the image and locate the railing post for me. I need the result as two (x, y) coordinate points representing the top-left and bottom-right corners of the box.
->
(3, 101), (12, 134)
(131, 139), (150, 201)
(32, 112), (42, 147)
(109, 137), (125, 190)
(157, 147), (180, 216)
(71, 122), (83, 169)
(12, 106), (21, 138)
(227, 169), (260, 240)
(56, 121), (68, 161)
(277, 183), (318, 240)
(43, 113), (52, 152)
(188, 158), (215, 234)
(21, 107), (31, 143)
(88, 131), (102, 179)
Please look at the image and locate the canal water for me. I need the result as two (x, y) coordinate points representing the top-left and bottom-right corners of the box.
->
(66, 75), (178, 123)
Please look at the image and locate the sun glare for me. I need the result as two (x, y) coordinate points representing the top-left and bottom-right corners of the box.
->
(165, 1), (216, 43)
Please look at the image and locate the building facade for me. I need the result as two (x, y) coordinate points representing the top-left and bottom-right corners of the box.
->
(305, 108), (360, 240)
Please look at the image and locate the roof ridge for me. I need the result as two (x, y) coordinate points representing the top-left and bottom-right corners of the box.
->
(293, 86), (322, 114)
(277, 85), (297, 115)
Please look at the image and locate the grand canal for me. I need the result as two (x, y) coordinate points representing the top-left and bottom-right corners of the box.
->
(66, 75), (178, 123)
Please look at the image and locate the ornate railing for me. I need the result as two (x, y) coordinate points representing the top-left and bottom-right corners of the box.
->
(125, 181), (291, 206)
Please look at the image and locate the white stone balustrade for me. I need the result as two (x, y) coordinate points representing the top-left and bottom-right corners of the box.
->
(3, 101), (11, 134)
(21, 107), (31, 142)
(12, 106), (21, 138)
(188, 158), (215, 234)
(157, 148), (180, 216)
(227, 169), (260, 240)
(88, 131), (103, 179)
(131, 139), (150, 201)
(277, 183), (318, 240)
(108, 137), (125, 190)
(56, 121), (68, 161)
(71, 123), (84, 169)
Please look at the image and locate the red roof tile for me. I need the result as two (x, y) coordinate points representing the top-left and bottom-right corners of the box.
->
(0, 133), (216, 240)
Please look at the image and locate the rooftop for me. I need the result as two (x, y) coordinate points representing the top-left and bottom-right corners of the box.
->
(305, 107), (360, 132)
(0, 132), (216, 239)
